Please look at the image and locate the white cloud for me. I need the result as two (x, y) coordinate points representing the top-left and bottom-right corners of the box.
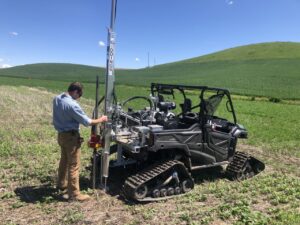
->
(135, 58), (140, 62)
(226, 0), (234, 5)
(9, 31), (19, 36)
(0, 64), (12, 68)
(98, 41), (105, 47)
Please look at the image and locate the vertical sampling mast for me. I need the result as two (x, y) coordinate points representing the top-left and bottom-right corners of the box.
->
(100, 0), (117, 189)
(91, 76), (99, 189)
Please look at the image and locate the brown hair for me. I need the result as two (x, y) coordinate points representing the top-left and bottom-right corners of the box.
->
(68, 82), (83, 93)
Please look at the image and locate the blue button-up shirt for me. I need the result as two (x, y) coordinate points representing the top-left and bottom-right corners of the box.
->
(53, 93), (91, 132)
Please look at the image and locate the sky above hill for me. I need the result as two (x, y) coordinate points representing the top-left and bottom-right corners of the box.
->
(1, 0), (300, 69)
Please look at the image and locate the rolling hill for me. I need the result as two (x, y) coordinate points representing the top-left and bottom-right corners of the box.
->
(1, 42), (300, 99)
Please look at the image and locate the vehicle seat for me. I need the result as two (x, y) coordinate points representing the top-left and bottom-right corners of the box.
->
(180, 98), (192, 114)
(158, 94), (164, 102)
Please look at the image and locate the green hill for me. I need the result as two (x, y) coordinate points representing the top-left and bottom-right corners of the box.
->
(1, 42), (300, 99)
(182, 42), (300, 63)
(0, 63), (106, 82)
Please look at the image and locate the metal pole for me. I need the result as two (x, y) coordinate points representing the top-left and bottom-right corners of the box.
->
(100, 0), (117, 190)
(92, 76), (99, 189)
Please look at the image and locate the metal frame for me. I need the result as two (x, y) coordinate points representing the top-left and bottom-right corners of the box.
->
(150, 83), (237, 124)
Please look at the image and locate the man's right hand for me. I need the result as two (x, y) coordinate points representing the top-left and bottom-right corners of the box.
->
(90, 115), (108, 125)
(99, 115), (108, 123)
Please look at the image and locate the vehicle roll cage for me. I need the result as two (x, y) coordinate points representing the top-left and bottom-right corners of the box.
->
(150, 83), (237, 124)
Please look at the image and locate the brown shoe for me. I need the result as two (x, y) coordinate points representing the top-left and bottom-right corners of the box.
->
(69, 194), (91, 202)
(57, 186), (67, 193)
(61, 193), (69, 200)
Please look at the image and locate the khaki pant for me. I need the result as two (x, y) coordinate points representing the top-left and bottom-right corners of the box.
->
(57, 131), (82, 197)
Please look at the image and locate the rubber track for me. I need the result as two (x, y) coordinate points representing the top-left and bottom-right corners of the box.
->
(226, 151), (251, 179)
(123, 160), (191, 201)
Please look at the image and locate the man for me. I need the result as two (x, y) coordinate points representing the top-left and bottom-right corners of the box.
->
(53, 82), (107, 201)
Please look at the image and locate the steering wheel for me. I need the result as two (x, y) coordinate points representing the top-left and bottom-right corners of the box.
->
(122, 96), (154, 122)
(122, 96), (154, 110)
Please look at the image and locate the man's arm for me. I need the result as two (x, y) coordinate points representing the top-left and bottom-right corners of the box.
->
(70, 104), (107, 127)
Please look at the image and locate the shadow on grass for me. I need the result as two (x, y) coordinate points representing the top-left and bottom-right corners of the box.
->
(15, 184), (61, 203)
(102, 165), (227, 204)
(14, 166), (227, 204)
(192, 166), (227, 183)
(14, 176), (91, 203)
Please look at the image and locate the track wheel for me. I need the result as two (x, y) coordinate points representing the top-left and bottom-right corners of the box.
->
(167, 187), (174, 196)
(181, 179), (194, 193)
(174, 186), (181, 195)
(152, 189), (160, 198)
(160, 188), (167, 197)
(134, 185), (148, 200)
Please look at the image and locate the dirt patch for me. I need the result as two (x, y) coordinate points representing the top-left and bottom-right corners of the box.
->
(210, 219), (230, 225)
(251, 199), (273, 214)
(79, 196), (134, 225)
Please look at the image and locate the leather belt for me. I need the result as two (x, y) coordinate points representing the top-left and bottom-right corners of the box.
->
(59, 130), (79, 135)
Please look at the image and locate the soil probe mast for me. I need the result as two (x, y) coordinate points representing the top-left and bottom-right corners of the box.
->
(88, 0), (117, 190)
(100, 0), (117, 190)
(88, 0), (117, 189)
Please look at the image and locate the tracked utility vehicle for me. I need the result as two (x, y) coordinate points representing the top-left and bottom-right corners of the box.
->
(90, 83), (265, 201)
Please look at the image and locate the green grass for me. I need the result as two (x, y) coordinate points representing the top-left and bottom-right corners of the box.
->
(1, 76), (299, 157)
(0, 85), (299, 224)
(0, 76), (149, 101)
(236, 100), (300, 155)
(1, 42), (300, 99)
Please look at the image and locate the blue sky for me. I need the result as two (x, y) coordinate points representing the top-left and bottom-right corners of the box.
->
(1, 0), (300, 69)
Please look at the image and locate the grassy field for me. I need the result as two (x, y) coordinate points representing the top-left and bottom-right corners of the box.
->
(0, 82), (299, 224)
(0, 76), (299, 156)
(1, 42), (300, 99)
